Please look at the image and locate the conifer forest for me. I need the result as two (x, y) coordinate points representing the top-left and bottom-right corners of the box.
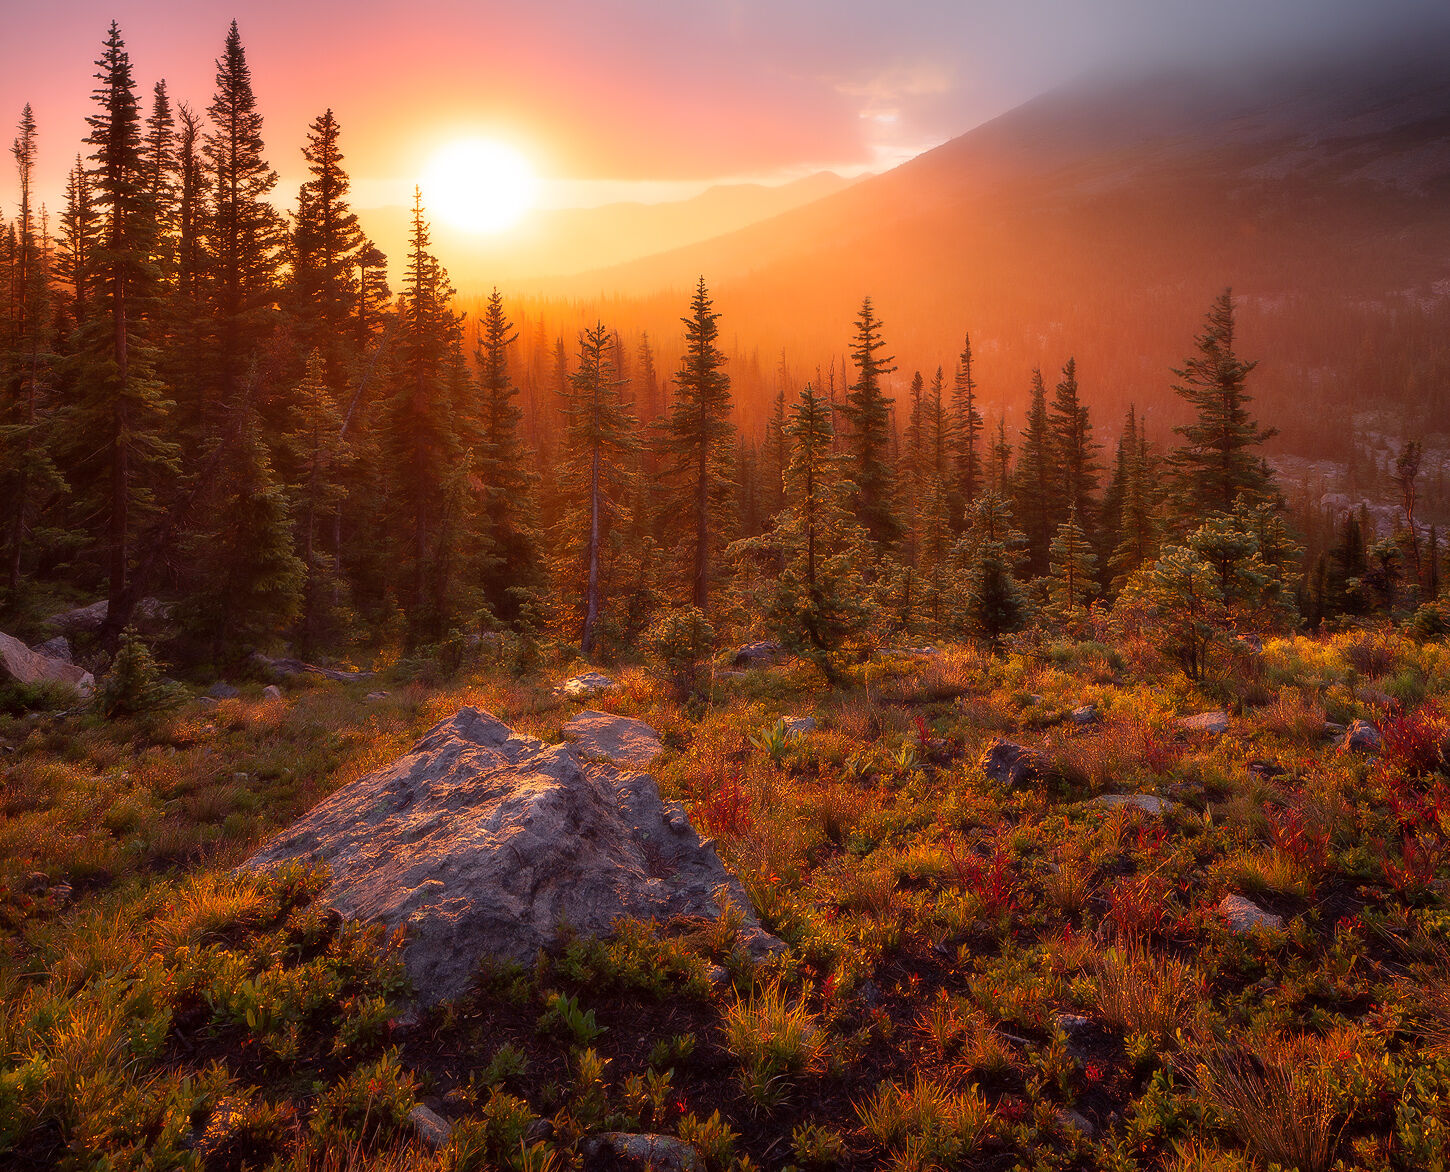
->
(2, 15), (1450, 1172)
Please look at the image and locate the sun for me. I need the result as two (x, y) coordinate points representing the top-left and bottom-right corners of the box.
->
(421, 139), (540, 234)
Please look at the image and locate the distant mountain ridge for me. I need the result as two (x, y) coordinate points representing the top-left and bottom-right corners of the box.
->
(529, 38), (1450, 452)
(357, 170), (855, 288)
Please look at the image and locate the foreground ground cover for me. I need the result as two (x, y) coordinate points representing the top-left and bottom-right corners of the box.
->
(1, 626), (1449, 1171)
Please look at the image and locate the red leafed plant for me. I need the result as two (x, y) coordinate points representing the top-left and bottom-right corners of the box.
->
(1379, 833), (1445, 899)
(1265, 801), (1331, 877)
(1104, 871), (1170, 941)
(944, 836), (1018, 919)
(695, 776), (752, 839)
(1377, 702), (1447, 779)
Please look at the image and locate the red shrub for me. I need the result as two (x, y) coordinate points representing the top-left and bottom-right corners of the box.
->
(1104, 871), (1170, 941)
(944, 837), (1018, 919)
(1265, 801), (1331, 876)
(695, 776), (752, 839)
(1378, 703), (1447, 779)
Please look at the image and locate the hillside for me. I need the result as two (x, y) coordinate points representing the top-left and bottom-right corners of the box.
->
(530, 40), (1450, 452)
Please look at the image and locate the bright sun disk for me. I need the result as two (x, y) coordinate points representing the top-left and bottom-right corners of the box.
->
(422, 139), (539, 234)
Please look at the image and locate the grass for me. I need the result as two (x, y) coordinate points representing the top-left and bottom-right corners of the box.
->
(0, 624), (1447, 1168)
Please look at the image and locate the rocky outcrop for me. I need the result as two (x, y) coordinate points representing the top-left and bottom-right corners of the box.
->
(0, 631), (94, 697)
(1091, 794), (1178, 816)
(731, 641), (783, 668)
(781, 715), (816, 736)
(45, 597), (170, 635)
(978, 739), (1056, 788)
(244, 708), (778, 1004)
(581, 1133), (703, 1171)
(562, 710), (662, 768)
(250, 652), (374, 682)
(560, 671), (617, 699)
(1071, 704), (1099, 726)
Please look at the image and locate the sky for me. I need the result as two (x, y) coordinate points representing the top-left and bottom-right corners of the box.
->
(3, 0), (1448, 220)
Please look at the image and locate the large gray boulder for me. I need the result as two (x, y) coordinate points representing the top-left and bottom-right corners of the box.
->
(562, 710), (663, 768)
(244, 708), (778, 1003)
(0, 631), (94, 697)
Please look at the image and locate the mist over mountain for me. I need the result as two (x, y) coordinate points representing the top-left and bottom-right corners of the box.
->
(524, 37), (1450, 454)
(358, 171), (855, 288)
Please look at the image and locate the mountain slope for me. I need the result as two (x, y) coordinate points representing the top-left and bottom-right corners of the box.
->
(534, 39), (1450, 451)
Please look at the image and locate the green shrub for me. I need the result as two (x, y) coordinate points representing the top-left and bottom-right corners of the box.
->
(647, 606), (716, 699)
(98, 628), (183, 719)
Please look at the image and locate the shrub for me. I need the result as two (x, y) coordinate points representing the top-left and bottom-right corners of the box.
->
(1186, 1031), (1350, 1172)
(646, 606), (716, 699)
(856, 1075), (991, 1166)
(722, 978), (824, 1107)
(98, 628), (183, 719)
(1093, 944), (1205, 1042)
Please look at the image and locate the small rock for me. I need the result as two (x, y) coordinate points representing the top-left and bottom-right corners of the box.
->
(365, 691), (389, 702)
(1071, 704), (1099, 726)
(560, 671), (617, 699)
(1322, 721), (1346, 737)
(261, 685), (283, 700)
(978, 739), (1055, 788)
(1092, 794), (1178, 816)
(50, 883), (72, 904)
(1219, 893), (1283, 933)
(858, 978), (882, 1006)
(1343, 719), (1382, 753)
(581, 1133), (703, 1172)
(781, 715), (816, 736)
(198, 695), (219, 707)
(232, 772), (250, 785)
(1178, 711), (1229, 735)
(409, 1104), (452, 1149)
(705, 964), (730, 986)
(1247, 759), (1286, 779)
(1059, 1108), (1096, 1138)
(731, 641), (783, 668)
(34, 636), (72, 661)
(23, 872), (50, 894)
(1236, 633), (1264, 654)
(197, 1096), (251, 1160)
(206, 682), (241, 700)
(1055, 1012), (1092, 1036)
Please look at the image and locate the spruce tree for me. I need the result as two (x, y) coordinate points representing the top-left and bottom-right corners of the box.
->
(203, 20), (281, 428)
(56, 156), (98, 328)
(1048, 504), (1098, 616)
(1012, 368), (1054, 577)
(70, 22), (178, 629)
(383, 190), (465, 646)
(661, 277), (734, 612)
(474, 288), (542, 626)
(290, 109), (368, 390)
(1049, 356), (1100, 531)
(737, 382), (873, 682)
(554, 323), (636, 655)
(1109, 408), (1160, 592)
(281, 349), (349, 651)
(959, 492), (1028, 647)
(2, 105), (65, 599)
(951, 331), (983, 518)
(1168, 289), (1277, 517)
(841, 296), (899, 549)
